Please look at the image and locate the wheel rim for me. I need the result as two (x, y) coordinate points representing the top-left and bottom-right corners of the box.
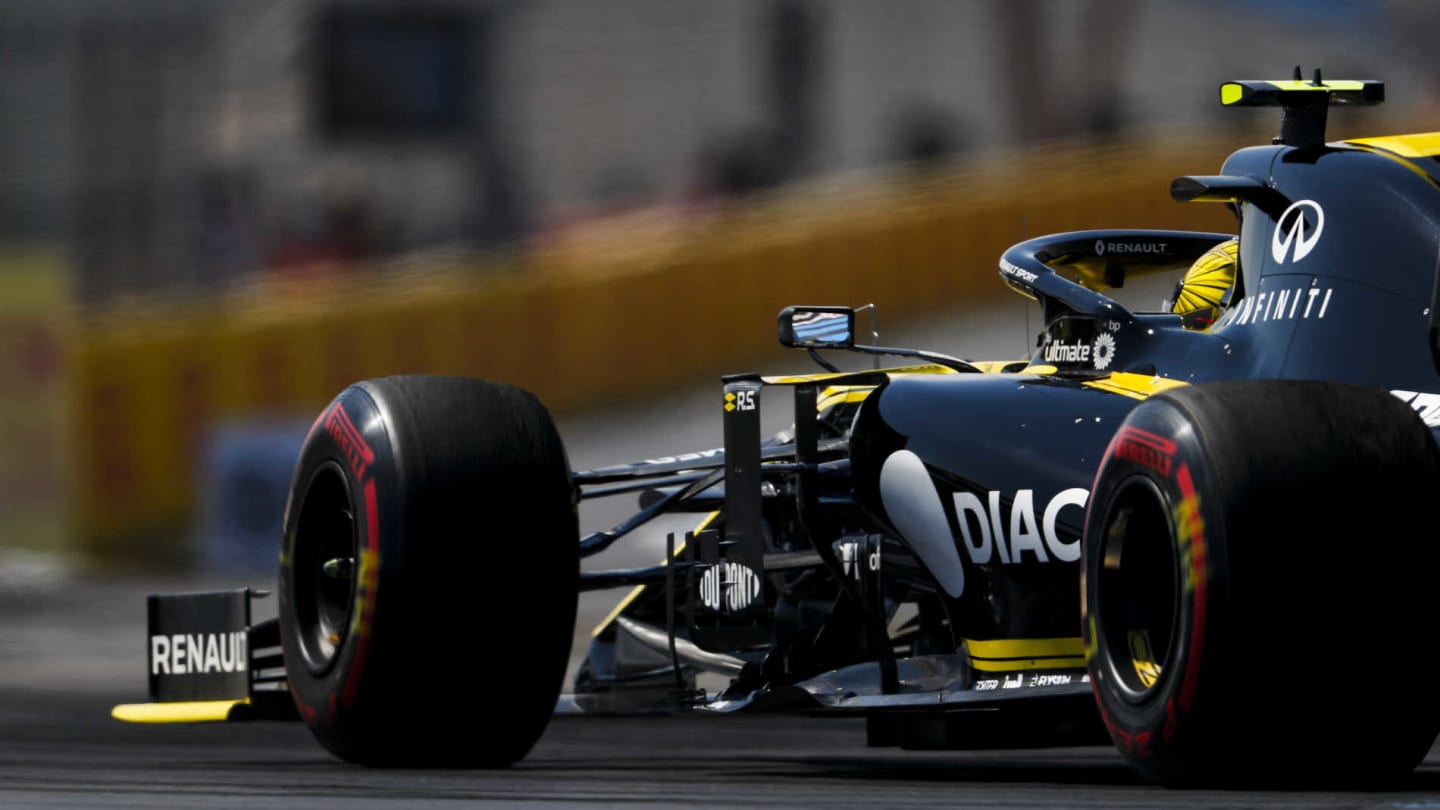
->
(292, 461), (358, 676)
(1096, 476), (1180, 702)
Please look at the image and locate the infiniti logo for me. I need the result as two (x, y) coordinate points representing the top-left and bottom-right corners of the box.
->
(1271, 200), (1324, 265)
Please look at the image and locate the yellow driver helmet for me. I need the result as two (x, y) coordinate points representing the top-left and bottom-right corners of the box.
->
(1170, 238), (1239, 330)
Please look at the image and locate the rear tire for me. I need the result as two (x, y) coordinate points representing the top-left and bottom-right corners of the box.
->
(1083, 380), (1440, 786)
(279, 375), (578, 767)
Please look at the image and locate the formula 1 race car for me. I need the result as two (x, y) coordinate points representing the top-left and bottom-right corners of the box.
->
(116, 72), (1440, 786)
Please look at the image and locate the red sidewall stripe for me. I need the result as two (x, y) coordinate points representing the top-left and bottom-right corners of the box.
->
(341, 478), (379, 709)
(1174, 462), (1207, 714)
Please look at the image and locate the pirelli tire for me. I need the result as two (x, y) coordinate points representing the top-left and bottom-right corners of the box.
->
(1082, 379), (1440, 786)
(279, 375), (578, 767)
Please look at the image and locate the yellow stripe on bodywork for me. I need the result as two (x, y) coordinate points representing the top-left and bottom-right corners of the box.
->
(1015, 369), (1188, 400)
(968, 360), (1029, 374)
(773, 359), (1031, 389)
(817, 386), (875, 411)
(764, 364), (955, 385)
(1346, 138), (1440, 188)
(112, 699), (249, 723)
(1347, 132), (1440, 158)
(590, 511), (717, 638)
(1083, 372), (1189, 401)
(967, 637), (1086, 672)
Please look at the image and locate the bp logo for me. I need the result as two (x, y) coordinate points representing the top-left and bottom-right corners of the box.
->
(699, 562), (761, 611)
(1271, 200), (1324, 265)
(1092, 332), (1116, 370)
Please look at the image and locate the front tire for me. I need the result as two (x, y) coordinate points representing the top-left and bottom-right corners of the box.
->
(1083, 380), (1440, 785)
(279, 375), (578, 767)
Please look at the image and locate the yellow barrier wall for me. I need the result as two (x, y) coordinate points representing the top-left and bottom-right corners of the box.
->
(0, 251), (70, 559)
(71, 137), (1238, 561)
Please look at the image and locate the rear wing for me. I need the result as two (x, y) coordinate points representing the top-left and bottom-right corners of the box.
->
(1219, 68), (1384, 149)
(1220, 77), (1384, 108)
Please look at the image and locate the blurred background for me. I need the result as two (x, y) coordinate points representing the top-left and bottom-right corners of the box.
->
(1, 0), (1438, 585)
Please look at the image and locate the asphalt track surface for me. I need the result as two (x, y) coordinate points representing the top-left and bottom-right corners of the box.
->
(10, 690), (1440, 809)
(10, 287), (1440, 807)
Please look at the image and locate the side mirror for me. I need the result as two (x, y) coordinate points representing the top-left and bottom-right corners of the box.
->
(778, 306), (856, 349)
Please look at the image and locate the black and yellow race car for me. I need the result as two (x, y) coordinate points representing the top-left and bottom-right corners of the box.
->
(116, 72), (1440, 786)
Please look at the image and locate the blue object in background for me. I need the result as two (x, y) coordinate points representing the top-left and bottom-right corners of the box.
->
(198, 421), (309, 575)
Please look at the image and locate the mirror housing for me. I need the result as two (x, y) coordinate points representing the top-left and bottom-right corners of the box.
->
(778, 306), (856, 349)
